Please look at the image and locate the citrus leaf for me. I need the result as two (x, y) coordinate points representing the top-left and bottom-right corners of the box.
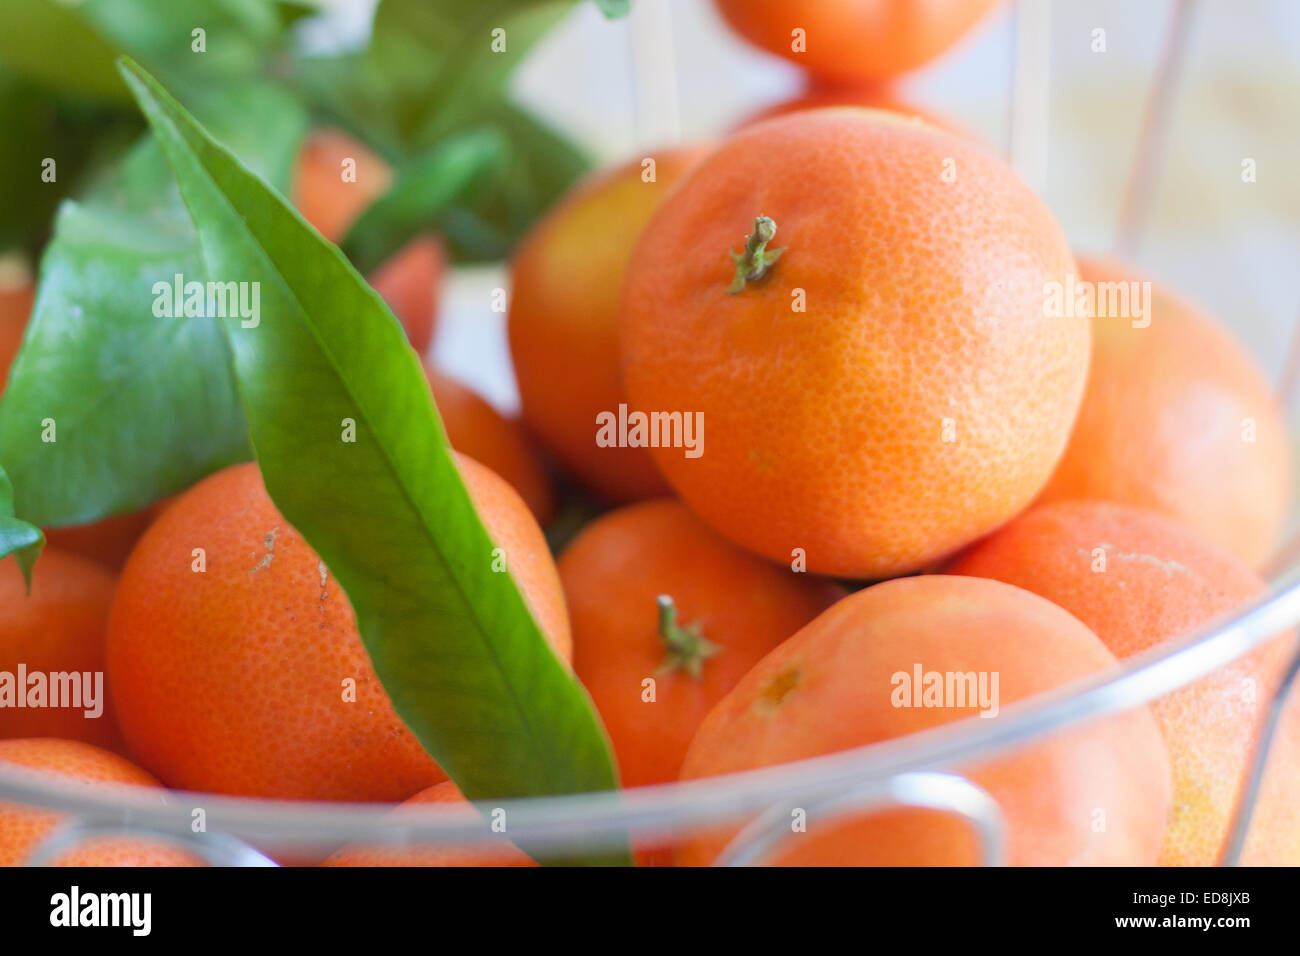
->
(118, 58), (628, 864)
(341, 129), (506, 274)
(0, 80), (307, 527)
(0, 68), (142, 257)
(0, 0), (127, 102)
(431, 101), (591, 262)
(290, 0), (590, 261)
(0, 0), (286, 104)
(0, 466), (43, 589)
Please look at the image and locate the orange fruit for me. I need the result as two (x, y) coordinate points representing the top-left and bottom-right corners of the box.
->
(0, 548), (122, 749)
(44, 503), (165, 572)
(620, 109), (1089, 578)
(1037, 257), (1290, 568)
(291, 127), (392, 244)
(106, 454), (570, 801)
(324, 780), (536, 867)
(713, 0), (1002, 83)
(508, 146), (710, 503)
(677, 575), (1172, 866)
(560, 498), (844, 788)
(424, 363), (556, 525)
(0, 279), (32, 393)
(948, 499), (1300, 865)
(0, 738), (198, 866)
(740, 80), (969, 139)
(370, 234), (446, 356)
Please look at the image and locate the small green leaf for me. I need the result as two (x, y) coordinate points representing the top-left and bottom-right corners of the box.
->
(432, 102), (591, 262)
(119, 58), (628, 864)
(0, 80), (307, 527)
(291, 0), (591, 261)
(342, 129), (506, 274)
(593, 0), (632, 18)
(0, 466), (43, 590)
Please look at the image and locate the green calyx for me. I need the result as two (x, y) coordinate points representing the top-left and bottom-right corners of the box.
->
(655, 594), (721, 680)
(726, 215), (785, 294)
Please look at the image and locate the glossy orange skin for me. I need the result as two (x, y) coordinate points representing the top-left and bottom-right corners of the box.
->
(0, 281), (32, 393)
(508, 147), (709, 504)
(0, 738), (198, 866)
(107, 455), (570, 801)
(0, 549), (123, 749)
(621, 110), (1089, 577)
(291, 128), (392, 244)
(678, 575), (1172, 866)
(370, 234), (446, 356)
(424, 363), (556, 525)
(713, 0), (1001, 83)
(949, 500), (1300, 865)
(1038, 257), (1290, 569)
(561, 499), (844, 790)
(324, 781), (536, 867)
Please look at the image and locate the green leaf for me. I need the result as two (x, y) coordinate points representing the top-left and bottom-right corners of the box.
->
(0, 80), (307, 527)
(342, 129), (506, 274)
(0, 466), (43, 589)
(0, 0), (286, 104)
(290, 0), (591, 261)
(432, 101), (589, 262)
(0, 0), (127, 102)
(0, 68), (142, 257)
(118, 58), (628, 864)
(593, 0), (632, 18)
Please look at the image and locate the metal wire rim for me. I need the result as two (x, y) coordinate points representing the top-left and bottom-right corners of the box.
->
(3, 560), (1299, 864)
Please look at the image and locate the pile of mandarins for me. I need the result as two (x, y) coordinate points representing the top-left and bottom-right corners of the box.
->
(2, 0), (1296, 867)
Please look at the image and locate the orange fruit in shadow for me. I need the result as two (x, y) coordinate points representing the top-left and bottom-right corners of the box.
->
(291, 128), (392, 244)
(424, 363), (556, 525)
(561, 498), (844, 789)
(0, 279), (33, 393)
(324, 780), (536, 867)
(713, 0), (1002, 83)
(0, 738), (199, 866)
(508, 146), (710, 504)
(677, 575), (1172, 866)
(0, 549), (122, 749)
(370, 234), (446, 356)
(948, 499), (1300, 865)
(739, 81), (970, 140)
(620, 109), (1089, 578)
(106, 454), (570, 801)
(1037, 257), (1290, 569)
(44, 504), (165, 572)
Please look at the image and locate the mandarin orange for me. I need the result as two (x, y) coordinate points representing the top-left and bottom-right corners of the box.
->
(677, 575), (1171, 866)
(620, 109), (1089, 577)
(106, 455), (569, 801)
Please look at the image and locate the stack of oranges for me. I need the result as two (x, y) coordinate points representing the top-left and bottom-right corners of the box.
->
(2, 0), (1296, 868)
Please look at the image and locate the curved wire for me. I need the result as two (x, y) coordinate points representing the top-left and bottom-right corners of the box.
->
(714, 772), (1006, 867)
(23, 820), (278, 867)
(2, 568), (1298, 860)
(1219, 641), (1300, 865)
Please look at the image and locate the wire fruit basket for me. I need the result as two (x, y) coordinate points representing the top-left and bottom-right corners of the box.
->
(1, 0), (1298, 867)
